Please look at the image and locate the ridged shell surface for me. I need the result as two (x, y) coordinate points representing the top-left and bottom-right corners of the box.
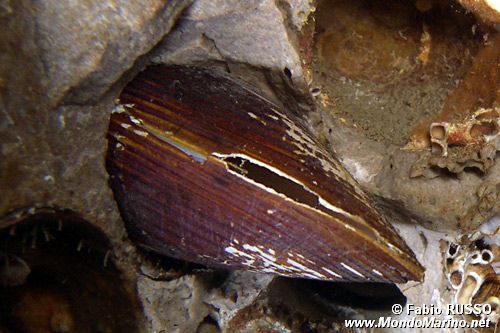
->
(106, 65), (424, 283)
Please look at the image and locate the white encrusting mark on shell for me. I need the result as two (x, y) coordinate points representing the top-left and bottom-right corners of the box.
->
(243, 244), (277, 263)
(372, 269), (384, 277)
(322, 267), (343, 279)
(128, 114), (143, 126)
(112, 104), (127, 114)
(345, 224), (356, 232)
(143, 128), (207, 164)
(228, 243), (292, 273)
(121, 123), (131, 129)
(133, 130), (148, 137)
(286, 258), (326, 279)
(242, 259), (256, 267)
(224, 246), (254, 260)
(113, 133), (125, 141)
(247, 112), (267, 125)
(341, 262), (365, 278)
(261, 268), (278, 273)
(270, 108), (354, 184)
(225, 243), (328, 279)
(387, 242), (404, 255)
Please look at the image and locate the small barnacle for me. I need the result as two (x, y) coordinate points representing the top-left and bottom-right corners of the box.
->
(429, 107), (500, 158)
(406, 34), (500, 176)
(470, 249), (494, 265)
(444, 228), (500, 325)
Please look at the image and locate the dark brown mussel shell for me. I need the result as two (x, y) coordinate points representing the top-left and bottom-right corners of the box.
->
(106, 65), (424, 283)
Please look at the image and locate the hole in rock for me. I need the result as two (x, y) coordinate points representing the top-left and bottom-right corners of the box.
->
(283, 67), (292, 78)
(0, 208), (140, 333)
(448, 243), (459, 257)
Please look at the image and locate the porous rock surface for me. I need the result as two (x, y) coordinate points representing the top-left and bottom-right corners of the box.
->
(314, 112), (500, 233)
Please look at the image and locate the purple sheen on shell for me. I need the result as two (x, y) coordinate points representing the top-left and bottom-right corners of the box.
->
(106, 65), (424, 283)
